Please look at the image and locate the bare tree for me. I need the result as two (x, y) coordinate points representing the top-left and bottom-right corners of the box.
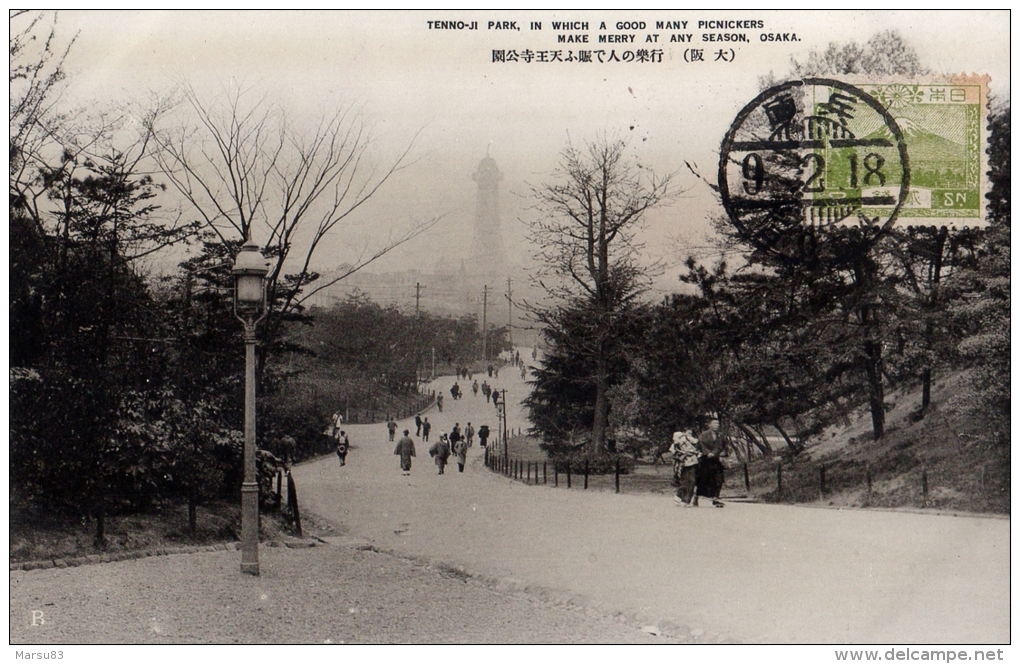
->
(148, 85), (440, 366)
(528, 135), (673, 453)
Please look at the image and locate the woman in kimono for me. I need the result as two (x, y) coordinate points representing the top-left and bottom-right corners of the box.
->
(429, 434), (451, 474)
(393, 430), (416, 475)
(453, 436), (470, 473)
(670, 430), (700, 507)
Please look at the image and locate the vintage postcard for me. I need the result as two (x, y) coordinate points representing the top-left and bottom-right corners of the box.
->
(8, 9), (1009, 657)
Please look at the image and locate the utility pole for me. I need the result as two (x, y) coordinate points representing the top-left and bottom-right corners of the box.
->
(506, 277), (513, 349)
(414, 282), (425, 318)
(481, 284), (488, 361)
(414, 282), (425, 382)
(501, 388), (508, 459)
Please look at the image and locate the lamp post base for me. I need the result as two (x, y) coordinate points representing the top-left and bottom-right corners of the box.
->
(240, 480), (260, 576)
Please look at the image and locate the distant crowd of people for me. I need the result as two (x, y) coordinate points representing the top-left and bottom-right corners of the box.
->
(328, 410), (494, 478)
(328, 351), (543, 476)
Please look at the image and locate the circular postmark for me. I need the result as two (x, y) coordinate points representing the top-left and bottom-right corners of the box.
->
(719, 78), (910, 256)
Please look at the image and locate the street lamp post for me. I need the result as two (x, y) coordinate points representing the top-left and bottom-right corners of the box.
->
(232, 240), (269, 576)
(500, 388), (508, 464)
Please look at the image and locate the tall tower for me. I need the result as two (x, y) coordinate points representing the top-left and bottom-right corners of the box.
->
(470, 153), (507, 277)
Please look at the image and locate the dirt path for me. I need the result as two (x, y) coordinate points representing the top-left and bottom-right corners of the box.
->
(9, 541), (664, 644)
(295, 360), (1009, 644)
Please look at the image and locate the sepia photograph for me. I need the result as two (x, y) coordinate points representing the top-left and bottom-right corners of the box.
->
(8, 8), (1010, 658)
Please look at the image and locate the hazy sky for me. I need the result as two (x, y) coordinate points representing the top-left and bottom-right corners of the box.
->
(47, 9), (1010, 295)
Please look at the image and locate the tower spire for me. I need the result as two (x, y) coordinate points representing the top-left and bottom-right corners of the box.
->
(470, 152), (507, 278)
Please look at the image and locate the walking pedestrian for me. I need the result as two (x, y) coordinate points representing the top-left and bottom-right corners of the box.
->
(696, 420), (726, 507)
(453, 436), (470, 473)
(478, 424), (490, 448)
(415, 413), (423, 437)
(465, 422), (475, 446)
(393, 430), (416, 475)
(429, 434), (451, 474)
(670, 430), (699, 507)
(436, 393), (444, 412)
(449, 423), (462, 449)
(387, 417), (398, 442)
(335, 430), (350, 467)
(472, 380), (479, 397)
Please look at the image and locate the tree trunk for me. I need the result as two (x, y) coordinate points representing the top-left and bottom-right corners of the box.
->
(921, 367), (932, 412)
(735, 421), (773, 457)
(920, 226), (949, 413)
(773, 421), (803, 454)
(590, 337), (609, 454)
(865, 337), (885, 440)
(188, 487), (197, 538)
(855, 256), (885, 441)
(94, 494), (106, 549)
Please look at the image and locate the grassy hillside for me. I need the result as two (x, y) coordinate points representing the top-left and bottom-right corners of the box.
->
(745, 371), (1009, 514)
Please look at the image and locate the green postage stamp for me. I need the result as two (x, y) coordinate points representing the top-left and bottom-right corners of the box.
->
(837, 76), (989, 224)
(720, 75), (990, 241)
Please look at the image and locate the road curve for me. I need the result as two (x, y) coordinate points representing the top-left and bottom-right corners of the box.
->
(295, 363), (1009, 644)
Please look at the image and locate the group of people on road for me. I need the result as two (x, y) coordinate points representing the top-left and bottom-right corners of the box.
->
(414, 413), (433, 440)
(670, 420), (727, 508)
(332, 360), (516, 477)
(393, 419), (492, 476)
(425, 421), (470, 474)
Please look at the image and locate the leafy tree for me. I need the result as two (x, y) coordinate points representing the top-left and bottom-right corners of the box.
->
(10, 14), (200, 541)
(948, 105), (1010, 439)
(788, 30), (928, 78)
(525, 295), (650, 461)
(527, 135), (673, 453)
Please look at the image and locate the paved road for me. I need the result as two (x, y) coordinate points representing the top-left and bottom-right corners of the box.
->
(295, 357), (1010, 644)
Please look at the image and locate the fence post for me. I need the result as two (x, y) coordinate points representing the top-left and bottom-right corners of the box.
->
(567, 466), (572, 489)
(614, 458), (620, 494)
(287, 470), (302, 537)
(584, 459), (589, 490)
(527, 461), (531, 484)
(819, 464), (826, 501)
(543, 462), (547, 485)
(554, 466), (559, 487)
(776, 462), (783, 503)
(922, 466), (929, 506)
(743, 462), (750, 494)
